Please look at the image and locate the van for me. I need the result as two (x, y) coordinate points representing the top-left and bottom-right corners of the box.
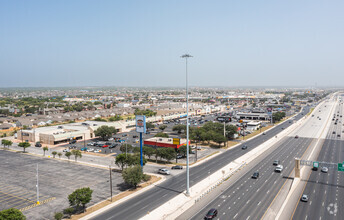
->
(275, 165), (283, 172)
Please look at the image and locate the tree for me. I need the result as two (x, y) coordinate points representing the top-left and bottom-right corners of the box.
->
(94, 125), (117, 140)
(0, 208), (26, 220)
(52, 151), (57, 158)
(108, 115), (123, 121)
(132, 147), (140, 154)
(54, 212), (63, 220)
(115, 153), (127, 170)
(57, 152), (62, 159)
(225, 124), (238, 140)
(43, 146), (49, 156)
(154, 132), (169, 138)
(1, 139), (12, 149)
(143, 146), (155, 159)
(163, 148), (176, 162)
(68, 187), (93, 212)
(159, 125), (167, 131)
(120, 143), (133, 154)
(156, 148), (165, 161)
(212, 132), (227, 147)
(172, 124), (186, 134)
(94, 117), (107, 122)
(71, 149), (82, 162)
(122, 166), (144, 188)
(146, 122), (155, 130)
(65, 152), (72, 160)
(18, 142), (30, 153)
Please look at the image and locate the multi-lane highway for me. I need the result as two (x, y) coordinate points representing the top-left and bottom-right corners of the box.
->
(91, 107), (310, 219)
(293, 96), (344, 219)
(179, 98), (335, 220)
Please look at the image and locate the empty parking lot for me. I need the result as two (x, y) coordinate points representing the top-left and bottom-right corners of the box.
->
(0, 149), (125, 219)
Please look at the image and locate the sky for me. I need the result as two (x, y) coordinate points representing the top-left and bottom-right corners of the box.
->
(1, 0), (344, 88)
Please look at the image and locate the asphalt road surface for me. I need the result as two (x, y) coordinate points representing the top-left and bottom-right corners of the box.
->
(293, 97), (344, 219)
(90, 107), (310, 220)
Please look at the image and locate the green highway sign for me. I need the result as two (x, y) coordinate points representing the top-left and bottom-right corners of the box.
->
(313, 161), (319, 168)
(338, 162), (344, 172)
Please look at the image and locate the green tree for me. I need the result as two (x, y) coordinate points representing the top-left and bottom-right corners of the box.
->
(43, 146), (49, 156)
(143, 146), (155, 159)
(132, 147), (140, 154)
(159, 125), (167, 131)
(52, 151), (57, 158)
(108, 115), (123, 121)
(163, 147), (176, 162)
(146, 122), (155, 130)
(94, 117), (107, 122)
(1, 139), (12, 149)
(0, 208), (26, 220)
(156, 148), (165, 161)
(225, 124), (238, 140)
(115, 153), (127, 170)
(212, 132), (227, 147)
(120, 144), (133, 154)
(18, 142), (30, 153)
(71, 149), (82, 162)
(172, 124), (186, 134)
(57, 152), (62, 159)
(65, 151), (72, 160)
(68, 187), (93, 212)
(54, 212), (63, 220)
(154, 132), (169, 138)
(94, 125), (117, 140)
(122, 166), (144, 188)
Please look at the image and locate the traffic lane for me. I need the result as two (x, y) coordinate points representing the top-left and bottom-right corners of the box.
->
(293, 138), (343, 219)
(190, 137), (313, 220)
(92, 110), (309, 219)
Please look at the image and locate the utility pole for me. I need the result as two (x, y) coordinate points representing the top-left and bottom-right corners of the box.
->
(109, 165), (113, 202)
(181, 53), (192, 196)
(36, 164), (40, 204)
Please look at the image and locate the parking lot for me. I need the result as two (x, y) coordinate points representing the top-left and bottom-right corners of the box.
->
(0, 150), (126, 220)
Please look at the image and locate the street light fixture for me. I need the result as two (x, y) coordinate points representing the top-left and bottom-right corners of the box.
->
(181, 53), (192, 196)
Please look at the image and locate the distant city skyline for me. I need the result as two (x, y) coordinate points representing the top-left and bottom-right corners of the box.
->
(1, 1), (344, 87)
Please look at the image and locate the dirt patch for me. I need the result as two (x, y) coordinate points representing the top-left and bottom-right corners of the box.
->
(69, 175), (161, 220)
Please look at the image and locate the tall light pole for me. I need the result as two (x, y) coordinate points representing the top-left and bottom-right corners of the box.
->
(181, 53), (192, 196)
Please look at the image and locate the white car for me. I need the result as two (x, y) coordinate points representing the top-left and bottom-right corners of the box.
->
(321, 167), (328, 173)
(86, 148), (94, 152)
(94, 149), (101, 153)
(275, 165), (283, 172)
(158, 168), (170, 175)
(63, 148), (70, 152)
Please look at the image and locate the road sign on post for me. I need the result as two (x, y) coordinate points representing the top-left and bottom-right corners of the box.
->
(136, 116), (146, 169)
(313, 161), (319, 168)
(338, 162), (344, 172)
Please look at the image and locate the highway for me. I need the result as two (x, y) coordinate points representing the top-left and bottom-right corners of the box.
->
(91, 107), (310, 220)
(293, 97), (344, 219)
(180, 99), (334, 220)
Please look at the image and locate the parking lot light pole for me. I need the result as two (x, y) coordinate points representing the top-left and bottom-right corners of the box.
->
(181, 53), (192, 196)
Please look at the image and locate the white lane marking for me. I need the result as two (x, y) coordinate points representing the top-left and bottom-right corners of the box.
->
(234, 213), (238, 218)
(246, 216), (250, 220)
(246, 200), (250, 204)
(258, 201), (261, 206)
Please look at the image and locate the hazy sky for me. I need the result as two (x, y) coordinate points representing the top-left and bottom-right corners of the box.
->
(1, 0), (344, 88)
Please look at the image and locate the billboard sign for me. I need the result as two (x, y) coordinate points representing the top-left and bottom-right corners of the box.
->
(136, 115), (146, 133)
(173, 138), (180, 145)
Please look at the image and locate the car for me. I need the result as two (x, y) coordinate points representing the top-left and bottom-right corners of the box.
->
(108, 138), (114, 141)
(105, 142), (112, 145)
(35, 142), (42, 147)
(281, 127), (284, 130)
(63, 148), (70, 152)
(172, 165), (183, 170)
(301, 194), (309, 202)
(69, 139), (76, 144)
(80, 147), (88, 151)
(275, 165), (283, 172)
(146, 131), (150, 134)
(118, 140), (125, 143)
(122, 134), (128, 137)
(69, 145), (77, 149)
(158, 168), (170, 175)
(252, 171), (259, 179)
(273, 160), (280, 165)
(87, 142), (94, 146)
(94, 149), (101, 153)
(204, 208), (218, 219)
(101, 145), (109, 148)
(109, 143), (118, 149)
(321, 167), (329, 173)
(133, 135), (138, 138)
(262, 132), (266, 135)
(176, 154), (184, 159)
(333, 131), (336, 134)
(295, 135), (299, 138)
(242, 145), (248, 150)
(86, 148), (94, 152)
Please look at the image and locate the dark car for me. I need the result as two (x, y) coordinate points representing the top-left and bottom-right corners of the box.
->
(133, 135), (138, 138)
(242, 145), (248, 150)
(69, 139), (76, 144)
(204, 208), (218, 219)
(69, 145), (77, 149)
(35, 142), (42, 147)
(172, 165), (183, 170)
(122, 134), (128, 137)
(273, 160), (279, 165)
(252, 171), (259, 179)
(109, 143), (118, 149)
(295, 135), (299, 138)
